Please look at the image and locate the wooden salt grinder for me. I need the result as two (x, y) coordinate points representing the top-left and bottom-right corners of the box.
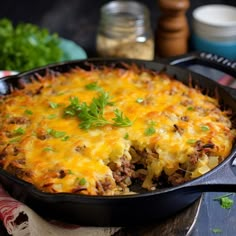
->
(156, 0), (190, 57)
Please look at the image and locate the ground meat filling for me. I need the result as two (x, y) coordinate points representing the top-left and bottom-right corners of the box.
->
(108, 156), (135, 189)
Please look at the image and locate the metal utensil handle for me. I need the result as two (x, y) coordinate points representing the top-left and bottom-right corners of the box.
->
(164, 51), (236, 78)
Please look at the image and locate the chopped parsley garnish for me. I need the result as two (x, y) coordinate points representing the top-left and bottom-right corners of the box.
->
(14, 127), (25, 135)
(47, 128), (66, 138)
(64, 91), (132, 129)
(144, 121), (156, 136)
(201, 125), (209, 131)
(112, 109), (133, 127)
(47, 114), (57, 119)
(67, 169), (74, 175)
(85, 82), (103, 91)
(136, 98), (144, 103)
(124, 133), (129, 140)
(187, 106), (194, 111)
(212, 228), (222, 234)
(43, 146), (54, 152)
(187, 139), (196, 144)
(24, 109), (33, 115)
(49, 102), (59, 109)
(214, 193), (234, 209)
(61, 135), (70, 141)
(79, 177), (87, 185)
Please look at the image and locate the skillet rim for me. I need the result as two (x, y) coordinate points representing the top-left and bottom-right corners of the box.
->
(0, 57), (236, 200)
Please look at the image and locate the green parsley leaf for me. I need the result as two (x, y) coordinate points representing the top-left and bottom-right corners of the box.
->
(214, 193), (234, 209)
(61, 135), (70, 141)
(124, 133), (129, 139)
(187, 106), (194, 111)
(136, 98), (144, 103)
(0, 18), (63, 72)
(67, 169), (74, 175)
(64, 91), (132, 129)
(47, 128), (66, 138)
(85, 82), (103, 91)
(201, 125), (209, 131)
(24, 109), (33, 115)
(112, 109), (133, 127)
(43, 146), (54, 152)
(13, 127), (25, 135)
(144, 126), (156, 136)
(49, 102), (59, 109)
(187, 139), (196, 144)
(212, 228), (222, 234)
(47, 114), (57, 119)
(144, 121), (156, 136)
(79, 177), (87, 185)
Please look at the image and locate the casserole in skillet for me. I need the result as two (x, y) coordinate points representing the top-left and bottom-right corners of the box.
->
(0, 60), (235, 196)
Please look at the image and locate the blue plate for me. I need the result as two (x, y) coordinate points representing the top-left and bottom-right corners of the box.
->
(59, 38), (87, 61)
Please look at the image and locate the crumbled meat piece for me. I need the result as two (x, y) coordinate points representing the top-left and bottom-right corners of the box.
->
(7, 117), (30, 124)
(108, 156), (134, 185)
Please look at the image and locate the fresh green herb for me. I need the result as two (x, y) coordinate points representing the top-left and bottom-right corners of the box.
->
(49, 102), (59, 109)
(187, 139), (196, 144)
(79, 177), (87, 186)
(47, 128), (66, 138)
(201, 125), (209, 131)
(85, 82), (103, 91)
(144, 126), (156, 136)
(0, 18), (63, 71)
(24, 109), (33, 115)
(212, 228), (222, 234)
(187, 106), (194, 111)
(64, 97), (81, 116)
(124, 133), (129, 140)
(64, 91), (132, 130)
(112, 109), (133, 127)
(136, 98), (144, 103)
(13, 127), (25, 135)
(214, 193), (234, 209)
(61, 135), (70, 141)
(67, 169), (74, 175)
(47, 114), (57, 119)
(144, 121), (156, 136)
(43, 146), (54, 152)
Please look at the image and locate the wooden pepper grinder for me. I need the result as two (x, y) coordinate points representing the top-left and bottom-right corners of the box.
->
(156, 0), (190, 57)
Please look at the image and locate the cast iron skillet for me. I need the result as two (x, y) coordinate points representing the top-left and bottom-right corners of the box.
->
(0, 52), (236, 227)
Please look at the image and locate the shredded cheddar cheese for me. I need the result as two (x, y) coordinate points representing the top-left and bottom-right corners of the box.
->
(0, 64), (235, 195)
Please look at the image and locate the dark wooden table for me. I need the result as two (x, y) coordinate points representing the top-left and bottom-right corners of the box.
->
(0, 1), (236, 235)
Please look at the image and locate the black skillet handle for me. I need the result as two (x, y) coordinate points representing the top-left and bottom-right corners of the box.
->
(162, 51), (236, 99)
(162, 51), (236, 77)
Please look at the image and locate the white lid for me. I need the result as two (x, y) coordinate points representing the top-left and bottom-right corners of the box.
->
(192, 4), (236, 39)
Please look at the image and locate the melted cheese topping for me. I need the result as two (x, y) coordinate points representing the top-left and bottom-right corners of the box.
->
(0, 65), (235, 195)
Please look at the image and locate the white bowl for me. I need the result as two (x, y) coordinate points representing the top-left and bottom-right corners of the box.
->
(192, 4), (236, 41)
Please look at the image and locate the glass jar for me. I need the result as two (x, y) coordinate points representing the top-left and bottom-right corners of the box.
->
(96, 0), (154, 60)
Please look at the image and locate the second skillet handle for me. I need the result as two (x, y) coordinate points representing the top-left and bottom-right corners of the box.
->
(163, 51), (236, 78)
(161, 51), (236, 99)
